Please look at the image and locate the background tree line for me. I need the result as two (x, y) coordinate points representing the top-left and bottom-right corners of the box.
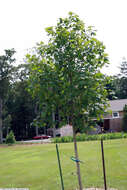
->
(0, 49), (43, 142)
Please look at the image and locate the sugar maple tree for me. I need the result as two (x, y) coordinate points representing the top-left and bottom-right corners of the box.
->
(27, 12), (109, 190)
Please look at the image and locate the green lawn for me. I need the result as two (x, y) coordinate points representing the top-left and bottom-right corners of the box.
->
(0, 139), (127, 190)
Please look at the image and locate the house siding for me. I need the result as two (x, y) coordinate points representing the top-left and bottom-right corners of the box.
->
(103, 111), (123, 132)
(110, 118), (122, 132)
(55, 125), (73, 137)
(60, 125), (73, 136)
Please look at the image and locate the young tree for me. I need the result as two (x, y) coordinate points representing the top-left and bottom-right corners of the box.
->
(0, 49), (15, 143)
(27, 12), (109, 190)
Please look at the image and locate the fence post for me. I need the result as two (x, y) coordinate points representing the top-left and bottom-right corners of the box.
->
(56, 144), (64, 190)
(101, 139), (107, 190)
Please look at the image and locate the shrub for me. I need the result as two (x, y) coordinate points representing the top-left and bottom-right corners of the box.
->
(52, 132), (127, 143)
(76, 133), (86, 141)
(5, 130), (16, 145)
(122, 133), (127, 138)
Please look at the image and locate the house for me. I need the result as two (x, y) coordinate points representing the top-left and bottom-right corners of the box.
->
(47, 99), (127, 137)
(102, 99), (127, 132)
(47, 125), (73, 137)
(57, 99), (127, 135)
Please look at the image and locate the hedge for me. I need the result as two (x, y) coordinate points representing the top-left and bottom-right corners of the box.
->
(52, 132), (127, 143)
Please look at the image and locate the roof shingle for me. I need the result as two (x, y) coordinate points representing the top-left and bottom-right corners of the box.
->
(109, 99), (127, 112)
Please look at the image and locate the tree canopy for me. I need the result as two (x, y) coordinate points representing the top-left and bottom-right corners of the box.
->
(27, 12), (109, 130)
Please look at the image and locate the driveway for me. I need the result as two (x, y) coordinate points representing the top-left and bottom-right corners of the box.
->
(22, 138), (52, 143)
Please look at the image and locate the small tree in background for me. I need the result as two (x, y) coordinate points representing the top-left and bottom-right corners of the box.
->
(119, 57), (127, 77)
(5, 130), (16, 145)
(122, 105), (127, 132)
(27, 12), (109, 190)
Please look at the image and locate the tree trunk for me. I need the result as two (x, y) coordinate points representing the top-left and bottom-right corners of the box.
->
(36, 125), (39, 136)
(73, 126), (83, 190)
(0, 98), (3, 143)
(35, 103), (39, 136)
(52, 111), (56, 138)
(7, 127), (9, 136)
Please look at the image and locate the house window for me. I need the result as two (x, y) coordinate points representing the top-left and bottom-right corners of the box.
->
(112, 112), (119, 118)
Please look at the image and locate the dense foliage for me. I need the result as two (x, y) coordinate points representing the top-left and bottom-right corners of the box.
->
(6, 80), (36, 140)
(0, 49), (16, 143)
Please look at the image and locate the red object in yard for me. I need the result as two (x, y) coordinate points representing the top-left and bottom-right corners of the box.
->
(33, 134), (51, 140)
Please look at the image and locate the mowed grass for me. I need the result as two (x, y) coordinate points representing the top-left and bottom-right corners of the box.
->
(0, 139), (127, 190)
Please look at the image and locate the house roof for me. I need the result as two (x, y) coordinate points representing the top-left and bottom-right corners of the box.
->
(109, 99), (127, 112)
